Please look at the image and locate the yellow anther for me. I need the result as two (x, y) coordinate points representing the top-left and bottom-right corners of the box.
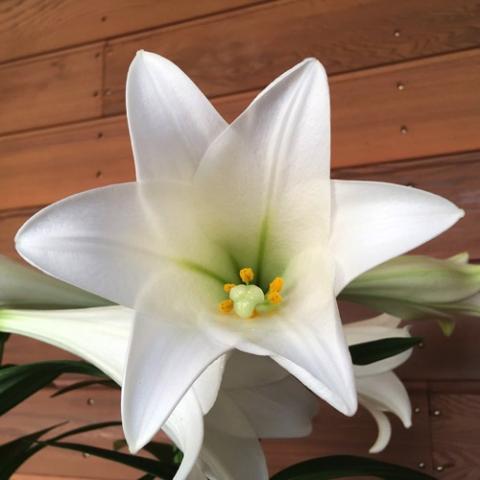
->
(223, 283), (236, 293)
(239, 267), (254, 284)
(267, 291), (283, 305)
(218, 299), (234, 314)
(269, 277), (284, 293)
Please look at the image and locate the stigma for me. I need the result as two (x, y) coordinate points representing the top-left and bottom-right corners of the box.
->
(218, 267), (284, 319)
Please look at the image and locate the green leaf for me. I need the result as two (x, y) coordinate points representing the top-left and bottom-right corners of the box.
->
(51, 378), (118, 397)
(41, 441), (178, 479)
(0, 422), (122, 478)
(270, 455), (435, 479)
(0, 360), (104, 415)
(114, 438), (179, 465)
(49, 421), (122, 442)
(0, 423), (65, 479)
(349, 337), (422, 366)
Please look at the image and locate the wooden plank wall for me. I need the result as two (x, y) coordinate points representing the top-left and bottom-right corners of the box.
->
(1, 0), (479, 478)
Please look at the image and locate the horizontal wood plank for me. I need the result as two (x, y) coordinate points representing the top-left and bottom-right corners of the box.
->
(0, 45), (103, 135)
(104, 0), (480, 114)
(1, 48), (479, 209)
(0, 0), (264, 63)
(430, 392), (480, 478)
(0, 117), (134, 210)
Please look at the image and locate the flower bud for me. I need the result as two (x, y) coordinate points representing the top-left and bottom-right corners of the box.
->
(339, 253), (480, 334)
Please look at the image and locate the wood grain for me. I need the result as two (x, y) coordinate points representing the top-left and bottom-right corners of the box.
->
(0, 44), (103, 135)
(1, 48), (479, 210)
(430, 391), (480, 479)
(0, 0), (264, 63)
(0, 117), (133, 210)
(103, 0), (480, 115)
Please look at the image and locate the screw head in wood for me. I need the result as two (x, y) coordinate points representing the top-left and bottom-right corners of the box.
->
(436, 465), (444, 472)
(418, 462), (425, 469)
(414, 407), (421, 414)
(87, 398), (95, 406)
(433, 409), (441, 416)
(393, 29), (401, 37)
(397, 82), (405, 91)
(400, 125), (408, 134)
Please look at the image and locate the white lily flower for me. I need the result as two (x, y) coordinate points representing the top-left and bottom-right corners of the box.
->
(344, 315), (413, 453)
(15, 51), (463, 451)
(0, 307), (317, 480)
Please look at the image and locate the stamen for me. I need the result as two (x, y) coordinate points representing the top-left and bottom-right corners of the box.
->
(267, 291), (283, 305)
(223, 283), (236, 293)
(239, 267), (254, 284)
(218, 299), (234, 314)
(269, 277), (284, 293)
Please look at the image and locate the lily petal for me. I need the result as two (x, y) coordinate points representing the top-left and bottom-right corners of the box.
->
(194, 58), (331, 286)
(344, 315), (412, 377)
(230, 375), (318, 438)
(359, 397), (392, 454)
(192, 355), (227, 414)
(331, 180), (464, 293)
(202, 393), (268, 480)
(0, 306), (132, 383)
(122, 312), (229, 452)
(249, 298), (357, 416)
(222, 351), (288, 389)
(0, 255), (110, 309)
(127, 51), (226, 182)
(16, 182), (233, 310)
(162, 390), (205, 480)
(357, 372), (412, 453)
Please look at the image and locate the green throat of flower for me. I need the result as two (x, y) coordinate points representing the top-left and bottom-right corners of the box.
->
(218, 267), (284, 319)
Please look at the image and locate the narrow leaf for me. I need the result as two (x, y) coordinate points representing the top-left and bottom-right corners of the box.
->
(349, 337), (422, 366)
(0, 423), (65, 479)
(0, 360), (104, 415)
(42, 441), (178, 479)
(270, 455), (435, 479)
(52, 378), (118, 398)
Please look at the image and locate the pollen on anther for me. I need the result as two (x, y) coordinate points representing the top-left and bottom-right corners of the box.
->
(269, 277), (284, 293)
(267, 291), (283, 305)
(223, 283), (236, 293)
(239, 267), (254, 284)
(219, 299), (234, 314)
